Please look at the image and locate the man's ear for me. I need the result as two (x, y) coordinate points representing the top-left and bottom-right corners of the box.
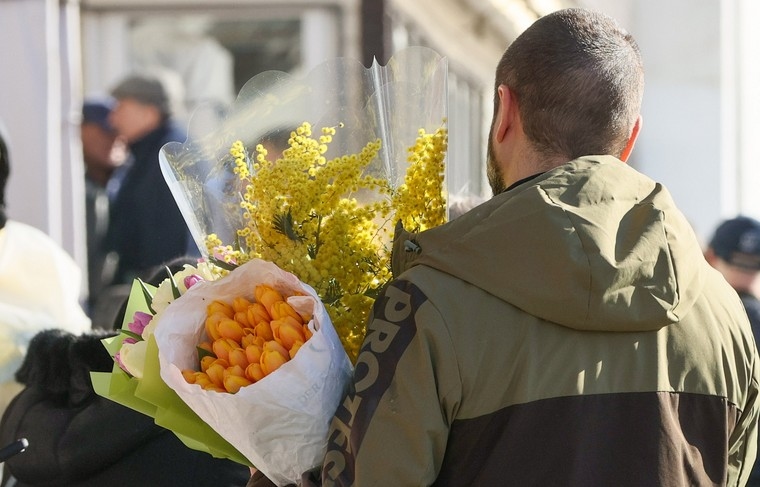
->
(494, 84), (516, 143)
(619, 115), (642, 162)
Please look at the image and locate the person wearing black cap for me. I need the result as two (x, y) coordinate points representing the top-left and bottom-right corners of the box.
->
(706, 216), (760, 334)
(105, 69), (197, 286)
(706, 215), (760, 486)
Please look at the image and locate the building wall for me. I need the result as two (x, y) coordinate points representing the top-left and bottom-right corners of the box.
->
(0, 0), (87, 298)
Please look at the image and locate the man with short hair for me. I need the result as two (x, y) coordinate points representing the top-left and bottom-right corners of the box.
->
(250, 8), (760, 486)
(106, 70), (195, 285)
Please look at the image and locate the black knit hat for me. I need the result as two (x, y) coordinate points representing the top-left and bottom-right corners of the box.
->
(709, 216), (760, 271)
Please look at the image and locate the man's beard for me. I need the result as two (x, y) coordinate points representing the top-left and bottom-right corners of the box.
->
(486, 135), (506, 195)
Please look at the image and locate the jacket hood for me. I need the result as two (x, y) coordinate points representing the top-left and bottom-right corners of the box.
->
(404, 156), (705, 332)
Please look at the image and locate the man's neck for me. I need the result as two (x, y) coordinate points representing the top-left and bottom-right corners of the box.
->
(504, 146), (570, 189)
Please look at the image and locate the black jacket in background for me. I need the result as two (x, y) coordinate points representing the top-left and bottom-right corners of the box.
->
(0, 329), (249, 487)
(106, 122), (195, 284)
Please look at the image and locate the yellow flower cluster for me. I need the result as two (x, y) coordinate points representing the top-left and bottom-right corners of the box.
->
(205, 121), (447, 361)
(392, 126), (448, 232)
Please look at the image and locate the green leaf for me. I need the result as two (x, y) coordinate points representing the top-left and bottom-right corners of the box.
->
(120, 329), (143, 341)
(138, 278), (156, 314)
(322, 278), (343, 306)
(166, 266), (181, 299)
(209, 256), (239, 271)
(273, 210), (304, 242)
(307, 243), (317, 260)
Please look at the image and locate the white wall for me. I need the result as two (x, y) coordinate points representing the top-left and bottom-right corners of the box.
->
(629, 0), (722, 244)
(580, 0), (760, 245)
(733, 0), (760, 223)
(0, 0), (87, 278)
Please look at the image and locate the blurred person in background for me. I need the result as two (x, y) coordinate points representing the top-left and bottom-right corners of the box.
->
(705, 215), (760, 486)
(81, 99), (126, 318)
(0, 123), (90, 422)
(105, 68), (197, 287)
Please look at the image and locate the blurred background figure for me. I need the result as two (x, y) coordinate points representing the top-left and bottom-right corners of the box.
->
(0, 123), (91, 421)
(81, 99), (126, 318)
(0, 329), (250, 487)
(704, 215), (760, 486)
(105, 68), (197, 288)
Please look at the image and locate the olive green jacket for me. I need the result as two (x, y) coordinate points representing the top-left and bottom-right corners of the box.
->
(322, 155), (760, 486)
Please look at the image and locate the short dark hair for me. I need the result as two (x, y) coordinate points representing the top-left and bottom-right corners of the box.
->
(494, 8), (644, 160)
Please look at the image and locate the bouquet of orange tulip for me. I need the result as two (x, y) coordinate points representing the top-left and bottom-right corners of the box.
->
(183, 282), (316, 394)
(153, 259), (350, 485)
(93, 258), (351, 484)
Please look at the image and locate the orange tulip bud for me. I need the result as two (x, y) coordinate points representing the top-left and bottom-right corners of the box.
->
(263, 339), (289, 356)
(233, 311), (250, 327)
(198, 341), (214, 354)
(241, 332), (259, 348)
(271, 301), (303, 323)
(253, 320), (274, 341)
(224, 364), (246, 378)
(211, 358), (229, 368)
(245, 362), (265, 382)
(261, 349), (289, 376)
(206, 311), (234, 341)
(232, 296), (252, 313)
(207, 300), (234, 319)
(274, 319), (306, 350)
(206, 363), (226, 387)
(218, 318), (245, 342)
(181, 369), (197, 383)
(212, 338), (237, 362)
(223, 374), (252, 394)
(247, 302), (271, 326)
(200, 355), (216, 372)
(255, 285), (284, 316)
(245, 344), (263, 364)
(193, 372), (213, 388)
(228, 347), (249, 369)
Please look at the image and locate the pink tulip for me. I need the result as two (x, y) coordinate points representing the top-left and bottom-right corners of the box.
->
(128, 311), (152, 335)
(114, 352), (129, 374)
(184, 274), (204, 289)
